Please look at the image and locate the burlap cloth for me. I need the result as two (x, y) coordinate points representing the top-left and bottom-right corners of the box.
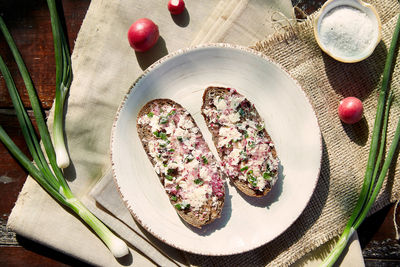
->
(186, 1), (400, 265)
(6, 0), (400, 266)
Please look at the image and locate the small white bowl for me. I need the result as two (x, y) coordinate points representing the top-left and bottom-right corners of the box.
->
(314, 0), (381, 63)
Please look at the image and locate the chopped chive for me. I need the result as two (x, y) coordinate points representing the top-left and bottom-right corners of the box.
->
(247, 171), (257, 187)
(256, 124), (264, 131)
(171, 195), (177, 201)
(185, 155), (194, 162)
(202, 156), (208, 164)
(159, 117), (168, 124)
(154, 131), (168, 140)
(248, 141), (255, 148)
(147, 112), (154, 118)
(194, 178), (203, 185)
(165, 175), (173, 181)
(240, 166), (249, 172)
(263, 172), (272, 181)
(238, 108), (245, 117)
(160, 132), (168, 140)
(175, 203), (190, 210)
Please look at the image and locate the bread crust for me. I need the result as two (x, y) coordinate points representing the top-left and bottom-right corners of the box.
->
(201, 87), (279, 197)
(137, 99), (224, 228)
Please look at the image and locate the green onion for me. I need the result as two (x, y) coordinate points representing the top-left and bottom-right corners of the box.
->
(46, 0), (72, 169)
(194, 178), (203, 185)
(147, 112), (154, 118)
(322, 14), (400, 267)
(0, 12), (128, 259)
(165, 175), (174, 181)
(202, 156), (208, 164)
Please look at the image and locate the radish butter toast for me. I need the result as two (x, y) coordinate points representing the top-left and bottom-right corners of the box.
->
(137, 99), (225, 228)
(201, 87), (279, 197)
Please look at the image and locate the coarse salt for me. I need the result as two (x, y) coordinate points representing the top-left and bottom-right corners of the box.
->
(319, 6), (376, 58)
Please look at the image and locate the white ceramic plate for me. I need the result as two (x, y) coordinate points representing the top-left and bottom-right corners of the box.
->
(111, 44), (322, 256)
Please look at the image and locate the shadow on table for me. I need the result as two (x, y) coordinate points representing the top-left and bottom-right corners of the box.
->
(323, 41), (389, 146)
(171, 8), (190, 28)
(341, 117), (369, 146)
(135, 37), (169, 71)
(323, 41), (388, 101)
(15, 235), (92, 266)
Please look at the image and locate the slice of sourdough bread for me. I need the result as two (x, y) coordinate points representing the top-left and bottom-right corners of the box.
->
(201, 87), (279, 197)
(137, 99), (225, 228)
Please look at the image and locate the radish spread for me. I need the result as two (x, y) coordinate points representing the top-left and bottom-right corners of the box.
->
(202, 89), (279, 192)
(138, 103), (224, 220)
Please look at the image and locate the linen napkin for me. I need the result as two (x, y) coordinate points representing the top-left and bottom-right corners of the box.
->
(7, 0), (295, 266)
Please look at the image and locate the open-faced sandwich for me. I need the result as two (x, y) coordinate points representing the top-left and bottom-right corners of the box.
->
(201, 87), (279, 197)
(137, 99), (225, 228)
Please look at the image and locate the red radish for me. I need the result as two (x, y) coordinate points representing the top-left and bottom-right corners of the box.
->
(127, 18), (159, 52)
(338, 97), (364, 124)
(168, 0), (185, 15)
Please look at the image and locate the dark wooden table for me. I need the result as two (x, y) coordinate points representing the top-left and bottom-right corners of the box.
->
(0, 0), (399, 266)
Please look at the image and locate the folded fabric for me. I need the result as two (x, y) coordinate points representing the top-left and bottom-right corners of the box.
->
(7, 0), (294, 266)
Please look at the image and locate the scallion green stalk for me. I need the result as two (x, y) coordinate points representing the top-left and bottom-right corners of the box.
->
(321, 14), (400, 267)
(47, 0), (72, 169)
(0, 15), (128, 259)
